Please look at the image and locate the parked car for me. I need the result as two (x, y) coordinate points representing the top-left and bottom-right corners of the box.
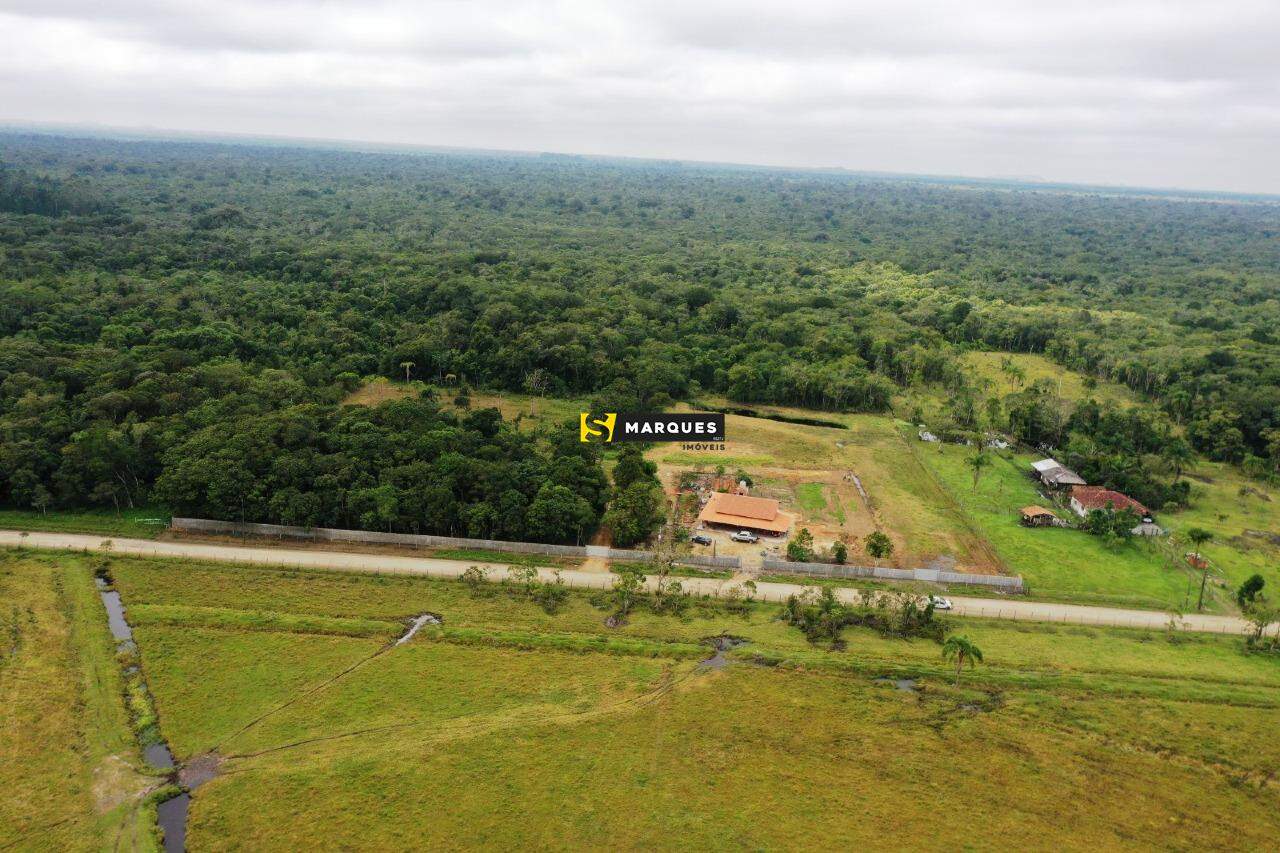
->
(926, 595), (953, 611)
(690, 533), (713, 546)
(730, 530), (759, 543)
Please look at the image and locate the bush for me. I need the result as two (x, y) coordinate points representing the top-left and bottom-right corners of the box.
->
(782, 588), (946, 647)
(499, 565), (567, 613)
(611, 566), (645, 619)
(864, 531), (893, 560)
(651, 575), (690, 616)
(787, 528), (815, 562)
(461, 565), (490, 596)
(1237, 574), (1266, 607)
(531, 571), (569, 614)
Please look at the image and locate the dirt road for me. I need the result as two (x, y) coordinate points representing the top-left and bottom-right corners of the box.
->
(1, 529), (1255, 635)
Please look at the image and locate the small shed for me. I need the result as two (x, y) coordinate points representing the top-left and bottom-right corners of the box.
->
(1031, 458), (1087, 488)
(1020, 506), (1060, 527)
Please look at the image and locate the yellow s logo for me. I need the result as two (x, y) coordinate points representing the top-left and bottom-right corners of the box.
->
(580, 412), (617, 442)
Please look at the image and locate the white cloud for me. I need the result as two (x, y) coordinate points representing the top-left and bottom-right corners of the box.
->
(1, 0), (1278, 191)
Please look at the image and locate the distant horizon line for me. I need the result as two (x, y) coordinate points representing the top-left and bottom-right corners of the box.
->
(3, 117), (1279, 204)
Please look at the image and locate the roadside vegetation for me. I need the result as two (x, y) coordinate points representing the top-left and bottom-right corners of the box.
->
(8, 548), (1280, 847)
(0, 506), (169, 539)
(108, 553), (1280, 847)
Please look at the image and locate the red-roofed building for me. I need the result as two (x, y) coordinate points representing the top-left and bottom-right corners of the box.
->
(1069, 485), (1151, 519)
(697, 492), (795, 536)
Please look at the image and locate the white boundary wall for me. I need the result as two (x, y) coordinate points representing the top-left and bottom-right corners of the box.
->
(170, 518), (740, 570)
(760, 557), (1024, 592)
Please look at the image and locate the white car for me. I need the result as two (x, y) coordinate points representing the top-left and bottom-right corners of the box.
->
(926, 595), (953, 611)
(730, 530), (759, 543)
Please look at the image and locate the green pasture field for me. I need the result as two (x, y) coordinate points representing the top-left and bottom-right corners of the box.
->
(0, 552), (161, 851)
(6, 550), (1273, 850)
(912, 442), (1200, 610)
(1161, 462), (1280, 603)
(0, 506), (170, 539)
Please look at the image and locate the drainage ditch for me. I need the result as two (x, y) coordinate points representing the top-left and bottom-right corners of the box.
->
(95, 572), (194, 852)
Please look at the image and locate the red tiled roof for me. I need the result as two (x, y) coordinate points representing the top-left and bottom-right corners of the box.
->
(1071, 486), (1150, 516)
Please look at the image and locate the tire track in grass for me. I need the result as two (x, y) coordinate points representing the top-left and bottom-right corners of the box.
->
(896, 426), (1007, 573)
(211, 620), (702, 754)
(221, 663), (698, 766)
(211, 616), (427, 752)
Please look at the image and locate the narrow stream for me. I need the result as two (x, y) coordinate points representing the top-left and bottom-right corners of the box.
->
(95, 576), (189, 852)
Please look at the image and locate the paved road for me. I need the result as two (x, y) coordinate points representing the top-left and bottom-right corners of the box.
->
(1, 529), (1256, 636)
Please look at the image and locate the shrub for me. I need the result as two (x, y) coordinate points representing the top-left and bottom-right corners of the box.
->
(611, 566), (645, 618)
(532, 571), (569, 614)
(865, 531), (893, 560)
(787, 528), (815, 562)
(782, 588), (946, 647)
(461, 565), (490, 596)
(1237, 574), (1266, 607)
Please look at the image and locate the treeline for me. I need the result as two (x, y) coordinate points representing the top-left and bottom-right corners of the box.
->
(894, 283), (1280, 466)
(1, 131), (1278, 527)
(162, 397), (607, 543)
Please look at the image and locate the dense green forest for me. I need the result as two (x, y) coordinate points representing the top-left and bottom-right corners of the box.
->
(1, 131), (1278, 536)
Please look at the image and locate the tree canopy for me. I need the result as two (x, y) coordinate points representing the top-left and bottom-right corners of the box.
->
(2, 131), (1278, 532)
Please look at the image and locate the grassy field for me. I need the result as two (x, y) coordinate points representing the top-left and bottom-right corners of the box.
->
(961, 351), (1137, 407)
(1162, 462), (1280, 604)
(0, 551), (161, 851)
(343, 377), (586, 433)
(4, 550), (1262, 850)
(0, 506), (170, 539)
(911, 441), (1199, 610)
(905, 351), (1137, 423)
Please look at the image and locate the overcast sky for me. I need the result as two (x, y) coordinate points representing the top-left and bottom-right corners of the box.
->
(3, 0), (1279, 193)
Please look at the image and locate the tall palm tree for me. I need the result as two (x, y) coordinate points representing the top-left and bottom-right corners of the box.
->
(399, 361), (415, 382)
(967, 451), (991, 492)
(941, 635), (984, 685)
(1187, 527), (1214, 611)
(1162, 439), (1194, 480)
